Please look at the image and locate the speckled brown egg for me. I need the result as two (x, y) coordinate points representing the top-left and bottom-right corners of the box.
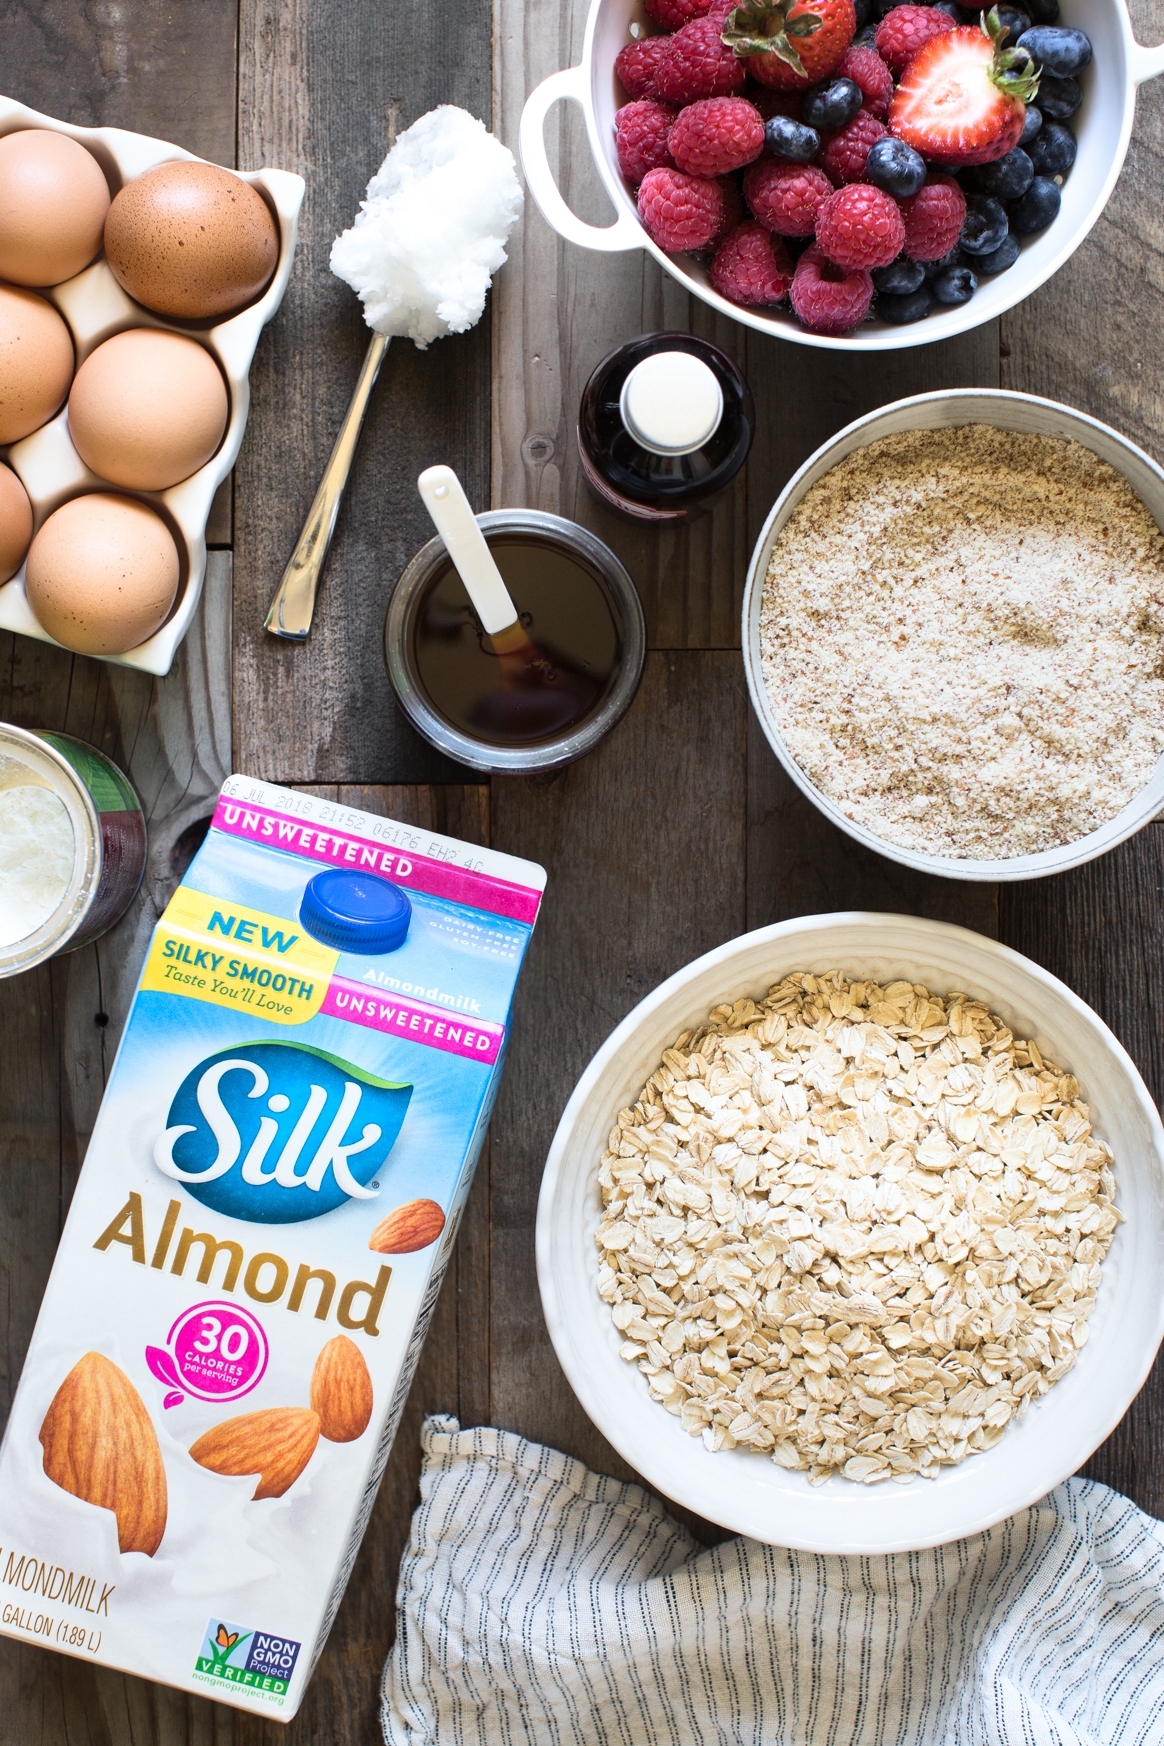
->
(0, 130), (110, 288)
(26, 492), (179, 655)
(0, 462), (32, 582)
(103, 161), (279, 320)
(0, 283), (74, 444)
(69, 328), (229, 490)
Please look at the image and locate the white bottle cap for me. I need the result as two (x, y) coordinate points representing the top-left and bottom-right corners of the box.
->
(619, 350), (725, 457)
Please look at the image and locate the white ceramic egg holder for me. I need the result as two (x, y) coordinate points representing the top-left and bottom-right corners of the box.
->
(0, 95), (305, 677)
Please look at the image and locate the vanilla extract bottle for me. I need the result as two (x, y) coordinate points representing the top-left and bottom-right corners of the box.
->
(577, 332), (754, 522)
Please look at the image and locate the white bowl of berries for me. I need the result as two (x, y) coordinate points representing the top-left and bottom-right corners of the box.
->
(519, 0), (1164, 345)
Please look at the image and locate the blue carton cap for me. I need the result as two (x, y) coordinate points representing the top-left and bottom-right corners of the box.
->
(299, 867), (412, 954)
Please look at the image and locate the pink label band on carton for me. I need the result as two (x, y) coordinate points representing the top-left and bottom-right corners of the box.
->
(212, 799), (541, 924)
(321, 976), (504, 1064)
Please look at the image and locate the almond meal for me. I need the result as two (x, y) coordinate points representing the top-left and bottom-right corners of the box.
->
(759, 425), (1164, 859)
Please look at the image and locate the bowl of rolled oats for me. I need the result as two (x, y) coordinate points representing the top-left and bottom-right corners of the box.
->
(743, 389), (1164, 878)
(538, 912), (1164, 1552)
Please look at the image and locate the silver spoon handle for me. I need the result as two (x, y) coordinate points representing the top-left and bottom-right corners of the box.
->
(264, 330), (390, 641)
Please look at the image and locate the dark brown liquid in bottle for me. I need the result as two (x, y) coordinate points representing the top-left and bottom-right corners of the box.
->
(412, 536), (623, 747)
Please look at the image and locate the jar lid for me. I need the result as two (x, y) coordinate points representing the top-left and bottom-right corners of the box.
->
(619, 350), (724, 456)
(299, 867), (412, 954)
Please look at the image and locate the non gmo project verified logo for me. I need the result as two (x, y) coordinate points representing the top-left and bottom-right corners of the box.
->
(195, 1617), (301, 1703)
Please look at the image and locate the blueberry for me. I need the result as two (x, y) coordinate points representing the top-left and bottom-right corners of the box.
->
(994, 6), (1031, 42)
(802, 78), (864, 131)
(1019, 104), (1043, 146)
(975, 233), (1021, 274)
(1009, 175), (1061, 231)
(865, 136), (928, 199)
(852, 0), (871, 25)
(764, 115), (821, 162)
(971, 146), (1034, 200)
(1037, 75), (1082, 119)
(932, 263), (977, 304)
(872, 0), (900, 18)
(877, 286), (936, 324)
(1024, 0), (1059, 20)
(923, 244), (966, 280)
(960, 196), (1009, 255)
(1027, 120), (1075, 174)
(932, 0), (964, 16)
(1017, 25), (1091, 76)
(872, 255), (927, 294)
(852, 21), (879, 45)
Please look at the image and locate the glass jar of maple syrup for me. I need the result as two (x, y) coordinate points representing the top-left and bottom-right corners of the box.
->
(385, 510), (646, 774)
(577, 333), (754, 521)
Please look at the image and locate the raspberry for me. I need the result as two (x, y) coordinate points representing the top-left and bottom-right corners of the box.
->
(615, 37), (671, 100)
(711, 221), (795, 304)
(615, 100), (679, 183)
(814, 183), (905, 270)
(835, 44), (894, 117)
(789, 242), (874, 333)
(818, 108), (886, 182)
(744, 158), (832, 236)
(874, 4), (954, 75)
(637, 166), (727, 251)
(655, 15), (747, 104)
(644, 0), (713, 28)
(669, 97), (765, 176)
(900, 173), (966, 261)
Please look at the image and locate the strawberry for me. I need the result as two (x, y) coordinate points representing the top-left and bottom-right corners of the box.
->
(721, 0), (857, 93)
(888, 8), (1040, 168)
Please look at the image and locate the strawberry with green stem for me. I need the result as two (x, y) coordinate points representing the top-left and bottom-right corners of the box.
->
(888, 8), (1041, 167)
(722, 0), (857, 92)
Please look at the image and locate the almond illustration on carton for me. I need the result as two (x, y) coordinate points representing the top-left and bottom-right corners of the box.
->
(189, 1407), (319, 1500)
(311, 1335), (373, 1443)
(369, 1197), (446, 1255)
(39, 1352), (167, 1556)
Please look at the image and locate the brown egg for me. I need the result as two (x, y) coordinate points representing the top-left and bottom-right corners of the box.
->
(26, 493), (179, 655)
(0, 130), (110, 288)
(0, 462), (32, 582)
(0, 284), (74, 444)
(104, 162), (279, 320)
(69, 328), (229, 491)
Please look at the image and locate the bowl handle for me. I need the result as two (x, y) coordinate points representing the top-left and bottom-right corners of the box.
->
(520, 66), (644, 253)
(1130, 38), (1164, 83)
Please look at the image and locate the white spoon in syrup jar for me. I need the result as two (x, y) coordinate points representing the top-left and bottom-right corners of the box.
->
(416, 465), (601, 741)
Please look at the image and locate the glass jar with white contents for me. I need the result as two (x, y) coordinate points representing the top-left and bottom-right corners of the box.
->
(0, 723), (146, 977)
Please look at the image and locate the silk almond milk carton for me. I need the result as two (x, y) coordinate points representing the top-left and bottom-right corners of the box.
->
(0, 778), (544, 1716)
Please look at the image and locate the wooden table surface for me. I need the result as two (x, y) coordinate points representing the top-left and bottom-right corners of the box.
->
(2, 0), (1164, 1738)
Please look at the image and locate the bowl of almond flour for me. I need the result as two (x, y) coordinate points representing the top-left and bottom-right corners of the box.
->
(743, 391), (1164, 879)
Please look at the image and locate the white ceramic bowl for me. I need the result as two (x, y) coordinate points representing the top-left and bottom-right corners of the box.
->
(538, 912), (1164, 1552)
(743, 388), (1164, 880)
(0, 95), (304, 676)
(520, 0), (1164, 350)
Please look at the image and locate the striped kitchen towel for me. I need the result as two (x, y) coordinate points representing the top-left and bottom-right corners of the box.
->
(381, 1415), (1164, 1746)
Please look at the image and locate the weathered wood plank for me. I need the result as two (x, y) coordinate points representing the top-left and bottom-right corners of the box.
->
(0, 555), (234, 1743)
(0, 0), (237, 162)
(492, 0), (753, 649)
(489, 651), (746, 1505)
(234, 0), (493, 786)
(996, 3), (1164, 1515)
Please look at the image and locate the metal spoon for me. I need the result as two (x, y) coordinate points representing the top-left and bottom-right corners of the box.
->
(264, 332), (389, 641)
